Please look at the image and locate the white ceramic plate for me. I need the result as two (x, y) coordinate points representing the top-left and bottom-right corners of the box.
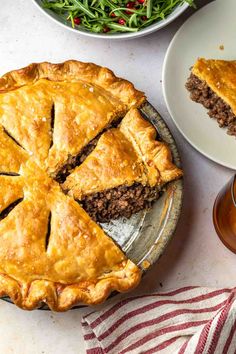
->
(163, 0), (236, 169)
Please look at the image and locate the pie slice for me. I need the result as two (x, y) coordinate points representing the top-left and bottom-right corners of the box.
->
(63, 108), (182, 222)
(0, 159), (141, 311)
(186, 58), (236, 137)
(0, 61), (145, 174)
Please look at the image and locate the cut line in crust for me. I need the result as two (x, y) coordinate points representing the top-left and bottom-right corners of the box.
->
(3, 126), (26, 150)
(45, 212), (52, 251)
(0, 198), (24, 221)
(0, 172), (20, 176)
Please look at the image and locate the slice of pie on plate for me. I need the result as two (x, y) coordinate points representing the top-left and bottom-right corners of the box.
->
(63, 108), (182, 222)
(186, 58), (236, 137)
(0, 60), (182, 311)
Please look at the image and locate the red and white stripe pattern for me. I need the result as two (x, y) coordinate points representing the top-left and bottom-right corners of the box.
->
(82, 287), (236, 354)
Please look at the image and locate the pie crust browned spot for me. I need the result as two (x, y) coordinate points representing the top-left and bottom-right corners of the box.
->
(0, 60), (182, 311)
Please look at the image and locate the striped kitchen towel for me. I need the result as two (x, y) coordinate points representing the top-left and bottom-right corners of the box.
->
(82, 286), (236, 354)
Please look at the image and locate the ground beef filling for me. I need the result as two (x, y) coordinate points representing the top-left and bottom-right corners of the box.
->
(80, 183), (161, 223)
(55, 139), (98, 183)
(186, 73), (236, 136)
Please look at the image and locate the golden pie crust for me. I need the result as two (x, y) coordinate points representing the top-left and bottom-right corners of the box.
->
(0, 61), (181, 311)
(192, 58), (236, 115)
(63, 108), (182, 200)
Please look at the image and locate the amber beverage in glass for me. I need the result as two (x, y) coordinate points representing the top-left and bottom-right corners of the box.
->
(213, 175), (236, 253)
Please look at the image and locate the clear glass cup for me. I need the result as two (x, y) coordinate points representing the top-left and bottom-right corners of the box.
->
(213, 174), (236, 253)
(213, 175), (236, 253)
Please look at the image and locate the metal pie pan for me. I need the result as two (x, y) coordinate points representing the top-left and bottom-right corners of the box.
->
(2, 101), (183, 310)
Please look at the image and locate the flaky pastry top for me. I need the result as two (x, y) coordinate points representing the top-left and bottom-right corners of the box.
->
(192, 58), (236, 116)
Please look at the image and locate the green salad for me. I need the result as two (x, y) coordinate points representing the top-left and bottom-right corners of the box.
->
(42, 0), (195, 34)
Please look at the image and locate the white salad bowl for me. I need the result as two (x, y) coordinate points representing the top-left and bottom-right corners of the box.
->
(32, 1), (189, 40)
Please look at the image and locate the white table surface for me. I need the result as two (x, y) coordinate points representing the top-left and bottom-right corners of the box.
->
(0, 1), (234, 353)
